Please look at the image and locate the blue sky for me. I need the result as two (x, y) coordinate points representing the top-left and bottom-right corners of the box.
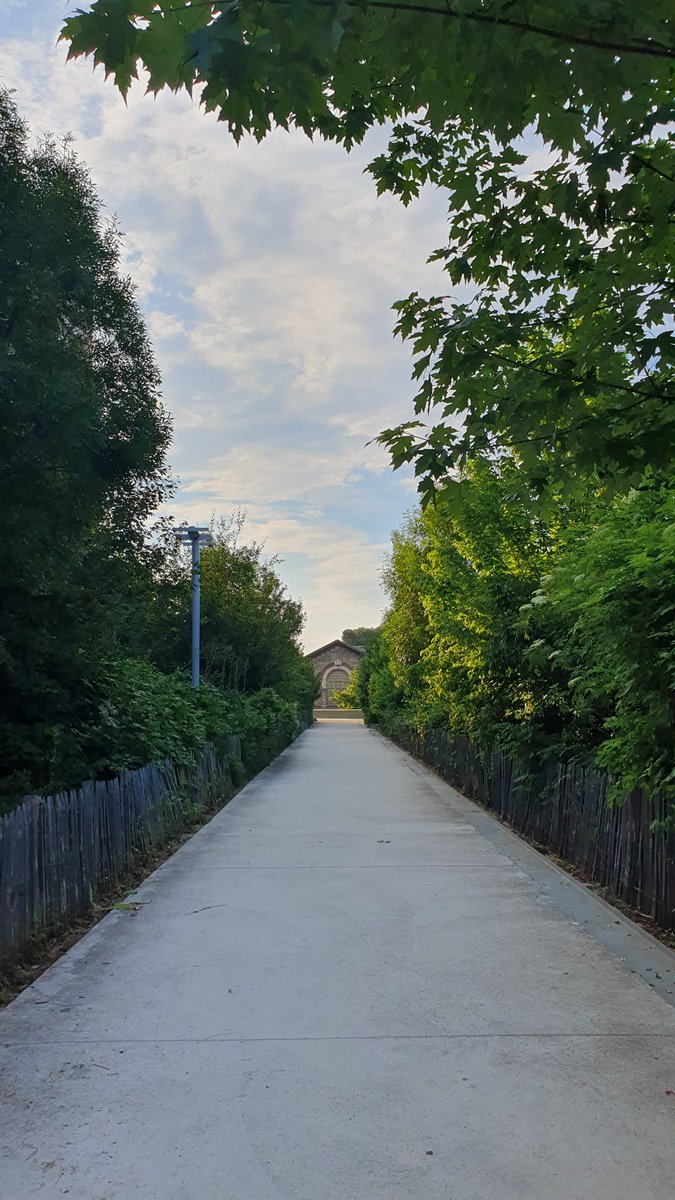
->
(1, 1), (449, 649)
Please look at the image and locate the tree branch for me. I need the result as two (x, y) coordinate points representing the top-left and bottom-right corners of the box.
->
(477, 346), (668, 401)
(168, 1), (675, 61)
(630, 153), (675, 184)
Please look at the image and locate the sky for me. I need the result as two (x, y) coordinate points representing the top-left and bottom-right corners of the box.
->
(1, 1), (449, 650)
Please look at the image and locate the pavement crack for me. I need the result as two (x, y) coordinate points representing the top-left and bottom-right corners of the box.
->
(185, 902), (229, 915)
(3, 1032), (675, 1047)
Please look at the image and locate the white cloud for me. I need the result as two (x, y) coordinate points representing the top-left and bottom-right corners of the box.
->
(147, 311), (186, 341)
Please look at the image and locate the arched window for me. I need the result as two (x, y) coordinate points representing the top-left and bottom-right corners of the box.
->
(324, 666), (351, 707)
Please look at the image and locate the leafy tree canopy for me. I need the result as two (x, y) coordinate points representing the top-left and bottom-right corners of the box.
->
(199, 514), (317, 705)
(61, 1), (674, 498)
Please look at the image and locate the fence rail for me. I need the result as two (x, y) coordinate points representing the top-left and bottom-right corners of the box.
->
(0, 728), (292, 962)
(388, 726), (675, 932)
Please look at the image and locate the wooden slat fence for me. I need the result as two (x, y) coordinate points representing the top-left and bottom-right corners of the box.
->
(0, 738), (245, 961)
(388, 725), (675, 931)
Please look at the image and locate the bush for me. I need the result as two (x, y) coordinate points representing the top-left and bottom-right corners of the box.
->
(78, 662), (303, 784)
(86, 660), (207, 776)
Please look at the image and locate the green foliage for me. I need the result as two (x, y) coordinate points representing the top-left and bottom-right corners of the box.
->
(61, 1), (674, 498)
(0, 94), (313, 809)
(397, 461), (579, 749)
(87, 660), (209, 776)
(367, 459), (675, 804)
(341, 626), (380, 650)
(198, 513), (316, 711)
(531, 483), (675, 798)
(0, 89), (172, 799)
(353, 632), (403, 727)
(331, 670), (360, 709)
(86, 661), (303, 780)
(236, 687), (303, 754)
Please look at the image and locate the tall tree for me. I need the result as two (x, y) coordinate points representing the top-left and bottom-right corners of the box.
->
(341, 627), (379, 650)
(62, 1), (674, 497)
(199, 515), (317, 704)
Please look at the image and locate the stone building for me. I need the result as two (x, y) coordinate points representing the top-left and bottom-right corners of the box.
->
(305, 639), (364, 709)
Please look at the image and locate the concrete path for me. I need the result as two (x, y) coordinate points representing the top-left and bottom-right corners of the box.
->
(1, 723), (674, 1200)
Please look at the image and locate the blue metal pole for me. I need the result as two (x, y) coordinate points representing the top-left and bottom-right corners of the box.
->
(191, 533), (200, 688)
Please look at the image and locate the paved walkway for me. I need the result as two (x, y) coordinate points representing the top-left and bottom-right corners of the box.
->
(1, 722), (674, 1199)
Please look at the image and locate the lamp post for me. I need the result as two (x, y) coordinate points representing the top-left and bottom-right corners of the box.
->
(174, 525), (214, 687)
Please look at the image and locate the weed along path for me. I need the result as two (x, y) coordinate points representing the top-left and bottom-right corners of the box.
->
(1, 722), (674, 1199)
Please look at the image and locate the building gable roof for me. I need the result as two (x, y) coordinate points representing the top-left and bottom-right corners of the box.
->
(305, 638), (365, 660)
